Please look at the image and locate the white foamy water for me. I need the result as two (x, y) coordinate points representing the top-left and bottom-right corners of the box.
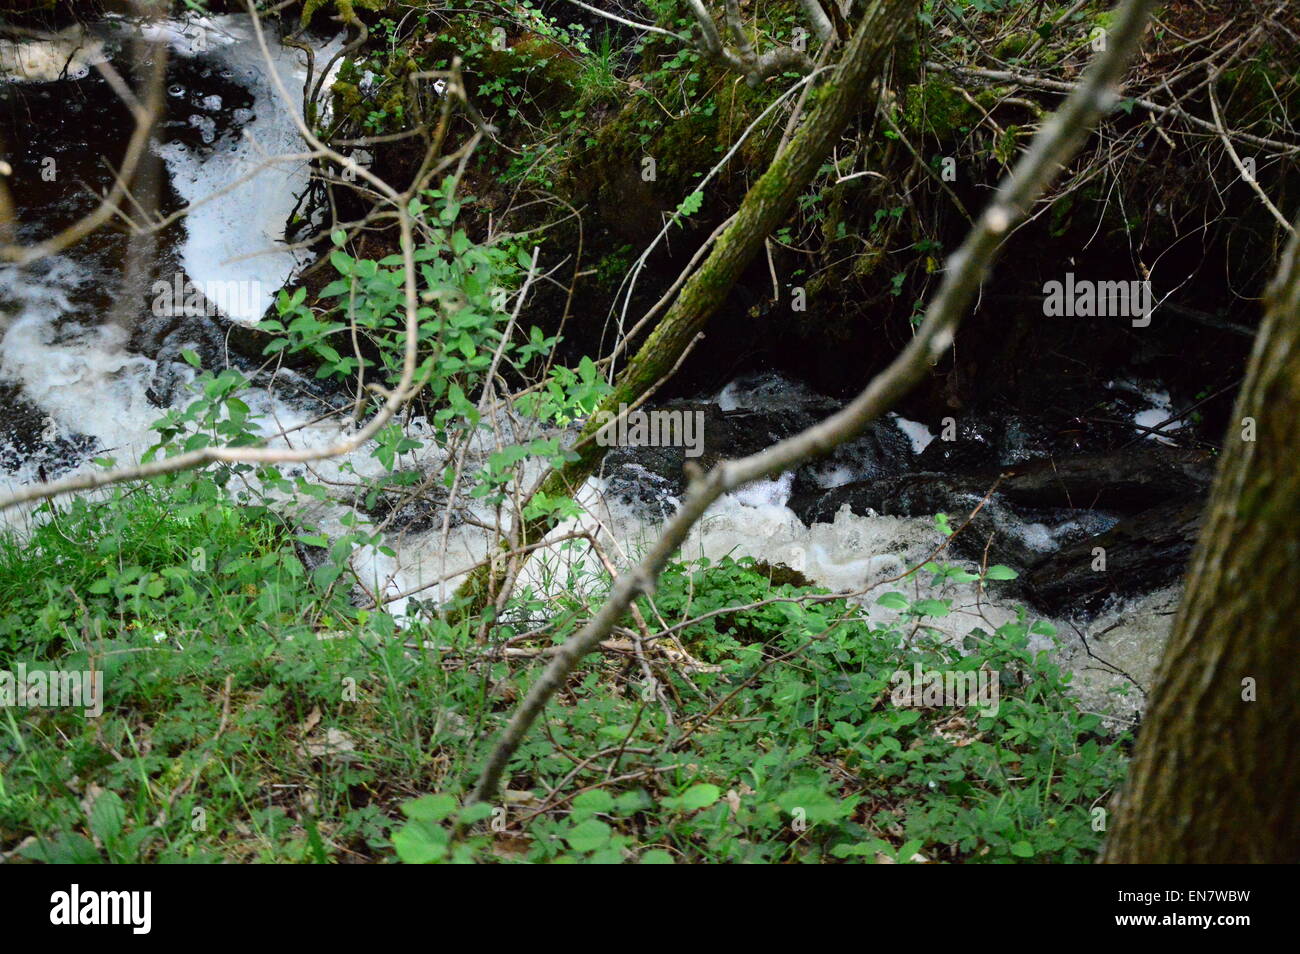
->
(889, 412), (936, 454)
(1108, 379), (1182, 445)
(1132, 390), (1179, 443)
(0, 27), (108, 83)
(0, 257), (159, 476)
(0, 14), (339, 507)
(150, 15), (340, 324)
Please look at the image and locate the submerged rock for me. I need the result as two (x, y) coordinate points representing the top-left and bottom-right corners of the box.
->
(1025, 497), (1205, 615)
(0, 383), (98, 480)
(787, 447), (1214, 614)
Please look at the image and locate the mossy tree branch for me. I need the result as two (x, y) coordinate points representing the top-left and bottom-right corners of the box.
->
(450, 0), (922, 617)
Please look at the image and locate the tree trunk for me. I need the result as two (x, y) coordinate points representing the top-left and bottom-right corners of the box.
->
(1102, 216), (1300, 863)
(452, 0), (920, 614)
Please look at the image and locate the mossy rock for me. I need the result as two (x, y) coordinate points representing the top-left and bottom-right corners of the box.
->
(853, 246), (887, 279)
(566, 65), (780, 238)
(749, 560), (814, 590)
(301, 0), (388, 28)
(994, 33), (1032, 60)
(900, 77), (976, 140)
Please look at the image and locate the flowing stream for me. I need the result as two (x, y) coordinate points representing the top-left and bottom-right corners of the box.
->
(0, 13), (1182, 724)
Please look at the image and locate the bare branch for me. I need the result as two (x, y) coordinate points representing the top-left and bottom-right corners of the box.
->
(799, 0), (836, 43)
(1208, 81), (1295, 235)
(686, 0), (725, 55)
(562, 0), (685, 41)
(726, 0), (753, 58)
(687, 0), (814, 84)
(927, 61), (1300, 156)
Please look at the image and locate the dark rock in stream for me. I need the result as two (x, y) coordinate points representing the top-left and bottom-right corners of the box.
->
(133, 292), (342, 408)
(351, 469), (471, 535)
(787, 446), (1215, 613)
(789, 419), (917, 499)
(601, 384), (1215, 615)
(790, 447), (1211, 524)
(602, 402), (926, 516)
(135, 309), (231, 406)
(915, 417), (1000, 471)
(1025, 497), (1206, 614)
(601, 403), (768, 513)
(0, 383), (99, 479)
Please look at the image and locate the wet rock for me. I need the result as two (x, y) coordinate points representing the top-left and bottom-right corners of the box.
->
(792, 471), (983, 527)
(601, 402), (792, 513)
(136, 309), (230, 406)
(993, 447), (1213, 511)
(131, 277), (331, 407)
(0, 383), (99, 479)
(793, 447), (1211, 521)
(352, 470), (470, 535)
(788, 471), (1052, 570)
(748, 560), (815, 589)
(997, 413), (1070, 463)
(916, 416), (1000, 472)
(602, 393), (927, 516)
(788, 447), (1215, 608)
(791, 418), (918, 497)
(1025, 498), (1205, 615)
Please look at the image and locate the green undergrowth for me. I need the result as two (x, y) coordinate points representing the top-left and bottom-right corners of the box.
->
(2, 484), (1129, 863)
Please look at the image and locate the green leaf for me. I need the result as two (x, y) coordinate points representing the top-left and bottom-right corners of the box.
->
(910, 598), (951, 618)
(392, 821), (448, 863)
(1010, 840), (1035, 858)
(564, 818), (612, 853)
(401, 794), (458, 823)
(456, 802), (496, 825)
(985, 564), (1018, 580)
(89, 790), (126, 843)
(330, 250), (355, 275)
(897, 838), (925, 862)
(666, 782), (720, 812)
(571, 789), (615, 815)
(676, 190), (704, 218)
(20, 832), (101, 864)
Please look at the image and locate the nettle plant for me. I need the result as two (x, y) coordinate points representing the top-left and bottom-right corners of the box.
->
(260, 177), (608, 514)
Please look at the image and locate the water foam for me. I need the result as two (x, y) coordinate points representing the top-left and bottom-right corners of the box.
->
(151, 15), (340, 324)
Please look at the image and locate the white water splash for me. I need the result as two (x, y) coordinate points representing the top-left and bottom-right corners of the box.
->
(151, 15), (340, 324)
(889, 412), (936, 454)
